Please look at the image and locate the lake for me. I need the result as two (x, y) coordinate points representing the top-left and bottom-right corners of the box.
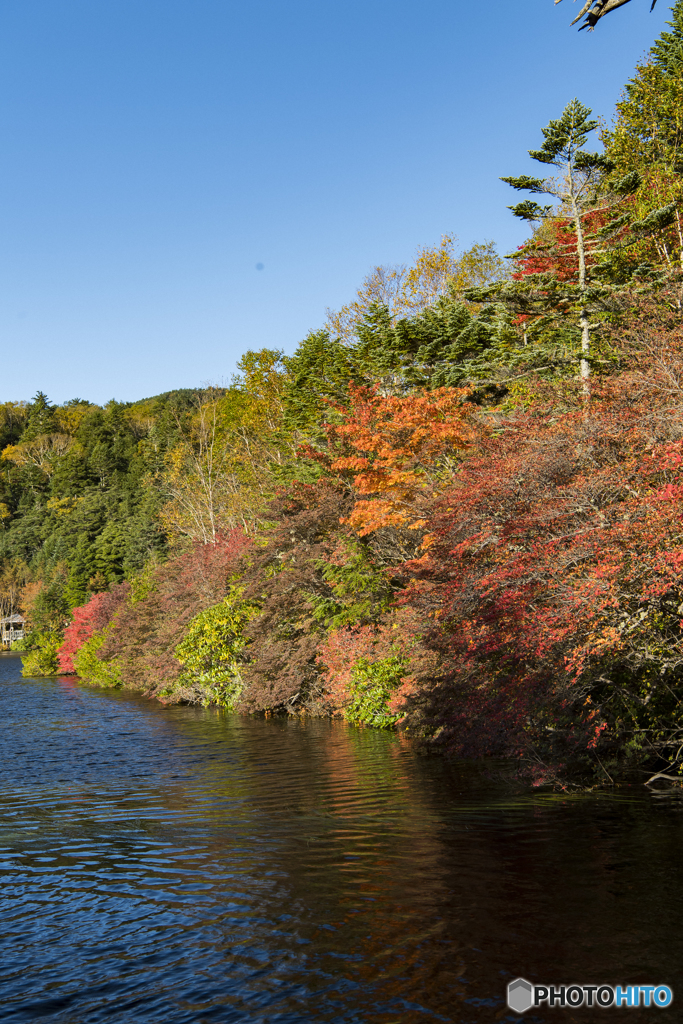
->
(1, 652), (682, 1022)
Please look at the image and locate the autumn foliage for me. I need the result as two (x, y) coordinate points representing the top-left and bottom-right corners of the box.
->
(396, 324), (683, 781)
(14, 14), (683, 787)
(57, 532), (251, 698)
(328, 385), (475, 537)
(57, 584), (130, 673)
(44, 291), (683, 785)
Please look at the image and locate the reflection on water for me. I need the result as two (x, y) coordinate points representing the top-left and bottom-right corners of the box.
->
(1, 652), (682, 1022)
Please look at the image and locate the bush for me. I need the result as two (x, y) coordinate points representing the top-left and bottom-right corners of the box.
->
(93, 533), (251, 699)
(11, 633), (33, 652)
(73, 628), (122, 688)
(317, 615), (419, 726)
(21, 631), (61, 677)
(345, 655), (406, 729)
(170, 589), (256, 707)
(57, 584), (130, 673)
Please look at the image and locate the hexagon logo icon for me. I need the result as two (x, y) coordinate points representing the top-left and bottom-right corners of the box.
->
(508, 978), (534, 1014)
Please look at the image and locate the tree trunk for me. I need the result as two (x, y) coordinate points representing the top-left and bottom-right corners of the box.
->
(569, 171), (590, 399)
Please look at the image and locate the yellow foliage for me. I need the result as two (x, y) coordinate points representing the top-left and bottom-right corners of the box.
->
(46, 496), (77, 517)
(326, 236), (506, 342)
(1, 434), (80, 477)
(159, 356), (296, 543)
(123, 400), (157, 438)
(0, 402), (27, 437)
(55, 404), (98, 436)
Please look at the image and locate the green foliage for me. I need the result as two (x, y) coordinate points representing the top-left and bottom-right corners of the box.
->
(651, 0), (683, 74)
(284, 330), (359, 435)
(128, 561), (159, 605)
(600, 7), (683, 285)
(172, 589), (257, 708)
(23, 392), (57, 442)
(10, 634), (31, 652)
(312, 540), (393, 629)
(528, 99), (599, 165)
(73, 628), (123, 688)
(20, 630), (61, 677)
(345, 655), (406, 729)
(283, 297), (523, 408)
(5, 12), (683, 792)
(352, 299), (519, 389)
(0, 390), (172, 615)
(30, 569), (71, 632)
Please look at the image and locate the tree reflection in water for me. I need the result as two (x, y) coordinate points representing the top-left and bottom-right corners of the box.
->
(0, 664), (682, 1023)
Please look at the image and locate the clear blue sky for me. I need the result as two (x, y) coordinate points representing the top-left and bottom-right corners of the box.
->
(0, 0), (672, 405)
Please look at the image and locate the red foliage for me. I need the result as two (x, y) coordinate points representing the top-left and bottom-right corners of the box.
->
(82, 531), (251, 696)
(512, 209), (616, 284)
(317, 625), (389, 713)
(57, 584), (130, 673)
(400, 362), (683, 780)
(317, 612), (422, 718)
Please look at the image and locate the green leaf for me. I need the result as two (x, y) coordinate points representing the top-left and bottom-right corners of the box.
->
(507, 201), (553, 222)
(500, 175), (550, 194)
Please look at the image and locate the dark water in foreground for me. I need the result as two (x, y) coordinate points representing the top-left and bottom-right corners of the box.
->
(1, 655), (683, 1023)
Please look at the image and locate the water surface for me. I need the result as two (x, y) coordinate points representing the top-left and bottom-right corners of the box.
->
(1, 653), (682, 1022)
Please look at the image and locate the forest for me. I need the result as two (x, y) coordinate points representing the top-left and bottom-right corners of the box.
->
(3, 5), (683, 785)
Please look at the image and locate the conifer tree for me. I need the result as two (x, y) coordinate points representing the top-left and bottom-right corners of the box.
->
(470, 100), (643, 390)
(603, 1), (683, 282)
(651, 0), (683, 70)
(23, 392), (56, 442)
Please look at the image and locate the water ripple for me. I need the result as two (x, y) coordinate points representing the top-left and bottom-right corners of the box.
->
(1, 654), (682, 1022)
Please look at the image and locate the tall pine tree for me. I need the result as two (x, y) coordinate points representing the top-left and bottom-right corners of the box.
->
(469, 100), (642, 390)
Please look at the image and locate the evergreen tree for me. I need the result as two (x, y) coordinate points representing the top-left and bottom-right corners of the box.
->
(603, 2), (683, 283)
(23, 392), (56, 441)
(651, 0), (683, 71)
(470, 100), (644, 390)
(351, 298), (520, 393)
(284, 329), (360, 435)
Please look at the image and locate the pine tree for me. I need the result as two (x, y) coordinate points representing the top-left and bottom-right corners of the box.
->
(469, 100), (643, 391)
(650, 0), (683, 71)
(603, 2), (683, 283)
(23, 392), (56, 442)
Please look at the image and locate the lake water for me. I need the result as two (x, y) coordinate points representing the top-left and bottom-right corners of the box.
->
(1, 653), (682, 1023)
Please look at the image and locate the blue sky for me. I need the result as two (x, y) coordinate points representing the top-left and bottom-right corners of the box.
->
(0, 0), (672, 405)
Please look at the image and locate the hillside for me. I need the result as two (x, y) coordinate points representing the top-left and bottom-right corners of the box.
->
(4, 6), (683, 785)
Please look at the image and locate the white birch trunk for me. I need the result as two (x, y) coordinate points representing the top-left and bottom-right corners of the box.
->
(569, 166), (590, 398)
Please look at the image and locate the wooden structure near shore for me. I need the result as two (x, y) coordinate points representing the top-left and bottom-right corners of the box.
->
(1, 614), (25, 648)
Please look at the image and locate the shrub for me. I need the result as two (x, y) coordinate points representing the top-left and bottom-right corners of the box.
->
(345, 655), (406, 729)
(91, 532), (252, 700)
(21, 631), (61, 677)
(73, 628), (122, 688)
(57, 584), (130, 673)
(168, 589), (257, 707)
(317, 617), (418, 728)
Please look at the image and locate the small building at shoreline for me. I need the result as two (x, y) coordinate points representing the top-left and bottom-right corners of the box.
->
(1, 614), (25, 647)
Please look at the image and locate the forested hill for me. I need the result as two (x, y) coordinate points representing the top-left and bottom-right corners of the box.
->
(5, 3), (683, 785)
(0, 387), (227, 609)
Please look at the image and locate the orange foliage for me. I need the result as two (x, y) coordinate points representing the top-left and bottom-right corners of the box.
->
(328, 385), (476, 536)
